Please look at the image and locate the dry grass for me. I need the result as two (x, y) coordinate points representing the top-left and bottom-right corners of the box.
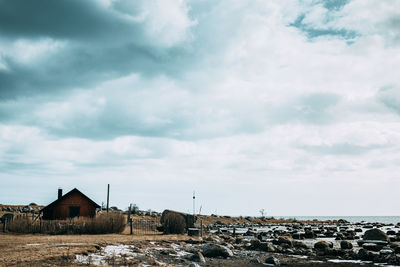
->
(0, 232), (197, 266)
(6, 213), (126, 234)
(195, 215), (338, 226)
(162, 212), (186, 234)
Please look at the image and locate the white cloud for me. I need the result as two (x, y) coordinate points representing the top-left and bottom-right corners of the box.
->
(2, 0), (400, 215)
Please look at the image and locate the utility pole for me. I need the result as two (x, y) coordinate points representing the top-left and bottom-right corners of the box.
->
(193, 191), (195, 216)
(107, 184), (110, 213)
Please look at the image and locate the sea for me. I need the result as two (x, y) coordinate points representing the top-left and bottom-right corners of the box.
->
(276, 216), (400, 224)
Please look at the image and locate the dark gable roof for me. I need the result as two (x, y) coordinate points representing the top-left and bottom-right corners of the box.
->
(41, 188), (101, 212)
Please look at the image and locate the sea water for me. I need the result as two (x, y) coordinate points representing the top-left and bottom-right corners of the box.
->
(276, 216), (400, 224)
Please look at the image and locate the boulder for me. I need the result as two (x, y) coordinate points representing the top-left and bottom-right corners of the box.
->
(249, 258), (261, 264)
(362, 243), (383, 252)
(293, 241), (308, 249)
(304, 230), (315, 238)
(363, 228), (389, 242)
(314, 241), (332, 251)
(250, 239), (261, 249)
(387, 230), (396, 235)
(340, 240), (353, 250)
(265, 256), (280, 265)
(380, 248), (393, 255)
(201, 244), (233, 258)
(358, 248), (369, 260)
(259, 242), (276, 252)
(277, 236), (293, 247)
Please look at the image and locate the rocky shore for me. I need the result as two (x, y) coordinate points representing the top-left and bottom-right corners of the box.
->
(73, 219), (400, 266)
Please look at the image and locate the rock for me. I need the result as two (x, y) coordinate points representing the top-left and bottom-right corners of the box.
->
(304, 230), (315, 238)
(201, 244), (233, 258)
(197, 252), (206, 263)
(188, 263), (201, 267)
(362, 243), (383, 252)
(250, 239), (261, 249)
(265, 256), (280, 265)
(259, 242), (276, 252)
(291, 233), (302, 239)
(249, 258), (261, 264)
(358, 248), (369, 260)
(235, 236), (243, 244)
(394, 246), (400, 254)
(363, 228), (389, 242)
(387, 230), (396, 235)
(336, 233), (344, 240)
(245, 216), (254, 222)
(277, 236), (293, 247)
(293, 241), (307, 249)
(314, 241), (332, 251)
(340, 240), (353, 250)
(380, 248), (393, 255)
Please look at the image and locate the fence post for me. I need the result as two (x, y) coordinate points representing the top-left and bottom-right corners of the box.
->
(39, 218), (42, 233)
(2, 220), (6, 233)
(130, 219), (133, 235)
(233, 227), (236, 237)
(200, 220), (203, 237)
(128, 205), (131, 224)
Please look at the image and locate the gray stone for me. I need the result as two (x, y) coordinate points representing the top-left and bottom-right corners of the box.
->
(277, 236), (293, 247)
(201, 244), (233, 258)
(293, 241), (307, 249)
(363, 243), (383, 252)
(314, 241), (332, 250)
(259, 242), (276, 252)
(380, 248), (393, 255)
(340, 240), (353, 250)
(265, 256), (280, 265)
(250, 239), (261, 249)
(363, 228), (389, 242)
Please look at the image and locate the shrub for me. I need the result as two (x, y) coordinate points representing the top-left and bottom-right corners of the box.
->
(6, 213), (126, 234)
(162, 213), (186, 234)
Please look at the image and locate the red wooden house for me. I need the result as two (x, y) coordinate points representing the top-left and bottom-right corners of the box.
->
(41, 188), (100, 220)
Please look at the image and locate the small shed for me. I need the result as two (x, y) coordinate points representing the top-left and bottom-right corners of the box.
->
(41, 188), (100, 220)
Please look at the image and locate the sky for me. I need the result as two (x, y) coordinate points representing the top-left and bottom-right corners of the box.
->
(1, 0), (400, 216)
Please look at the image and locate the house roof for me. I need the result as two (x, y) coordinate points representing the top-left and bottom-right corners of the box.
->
(41, 188), (101, 212)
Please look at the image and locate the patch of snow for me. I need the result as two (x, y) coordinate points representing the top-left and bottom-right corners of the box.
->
(75, 244), (137, 266)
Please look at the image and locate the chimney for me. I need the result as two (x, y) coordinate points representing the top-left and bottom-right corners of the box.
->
(58, 188), (62, 200)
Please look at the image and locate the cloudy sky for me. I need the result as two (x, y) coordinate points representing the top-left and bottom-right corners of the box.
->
(1, 0), (400, 216)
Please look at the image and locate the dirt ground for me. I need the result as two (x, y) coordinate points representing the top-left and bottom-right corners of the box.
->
(0, 232), (374, 267)
(0, 232), (195, 266)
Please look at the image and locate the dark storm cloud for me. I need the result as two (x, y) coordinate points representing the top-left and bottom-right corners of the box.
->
(0, 44), (190, 98)
(0, 0), (195, 99)
(0, 0), (133, 40)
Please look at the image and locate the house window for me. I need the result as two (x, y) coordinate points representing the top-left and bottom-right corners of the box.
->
(69, 206), (80, 218)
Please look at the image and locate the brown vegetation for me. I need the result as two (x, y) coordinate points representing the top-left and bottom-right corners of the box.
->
(6, 213), (125, 234)
(162, 212), (186, 234)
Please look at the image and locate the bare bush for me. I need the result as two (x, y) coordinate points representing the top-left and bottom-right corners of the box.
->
(6, 213), (125, 234)
(162, 213), (186, 234)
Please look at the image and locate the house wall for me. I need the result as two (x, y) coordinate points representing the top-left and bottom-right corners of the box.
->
(43, 191), (97, 220)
